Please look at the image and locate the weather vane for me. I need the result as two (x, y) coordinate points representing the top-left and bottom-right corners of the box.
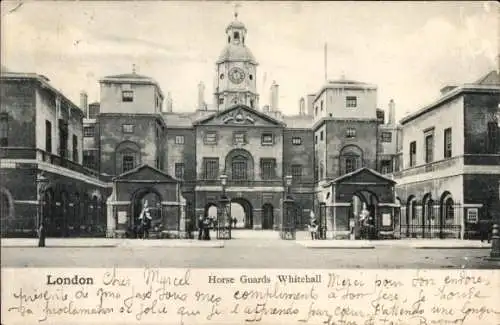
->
(234, 3), (241, 19)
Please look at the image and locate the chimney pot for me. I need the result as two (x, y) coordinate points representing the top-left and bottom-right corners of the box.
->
(80, 91), (88, 117)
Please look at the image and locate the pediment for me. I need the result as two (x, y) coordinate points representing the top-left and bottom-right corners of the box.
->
(194, 105), (283, 127)
(331, 168), (396, 185)
(113, 164), (179, 183)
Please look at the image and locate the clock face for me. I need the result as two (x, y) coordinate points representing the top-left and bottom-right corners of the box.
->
(229, 67), (245, 84)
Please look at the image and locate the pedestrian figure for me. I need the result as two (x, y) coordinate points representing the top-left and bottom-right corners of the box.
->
(309, 220), (318, 240)
(38, 222), (46, 247)
(479, 219), (492, 243)
(203, 216), (211, 240)
(197, 215), (204, 240)
(138, 200), (152, 239)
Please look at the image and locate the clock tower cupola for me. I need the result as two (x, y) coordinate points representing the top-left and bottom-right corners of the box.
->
(213, 11), (259, 110)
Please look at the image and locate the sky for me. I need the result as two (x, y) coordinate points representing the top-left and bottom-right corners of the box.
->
(1, 1), (498, 120)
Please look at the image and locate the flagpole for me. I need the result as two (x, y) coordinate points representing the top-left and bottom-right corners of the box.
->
(324, 43), (328, 81)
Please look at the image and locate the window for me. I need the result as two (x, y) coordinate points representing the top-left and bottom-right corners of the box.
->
(203, 158), (219, 179)
(155, 157), (161, 169)
(292, 137), (302, 145)
(83, 150), (97, 170)
(175, 135), (185, 145)
(444, 197), (455, 221)
(234, 31), (240, 40)
(487, 122), (498, 153)
(122, 90), (134, 102)
(410, 199), (417, 219)
(315, 107), (318, 116)
(467, 208), (479, 223)
(346, 96), (357, 108)
(122, 124), (134, 134)
(409, 141), (417, 167)
(219, 98), (224, 104)
(425, 134), (434, 163)
(345, 157), (357, 173)
(260, 158), (276, 180)
(381, 132), (392, 142)
(315, 135), (318, 144)
(250, 99), (254, 108)
(233, 132), (246, 145)
(232, 156), (247, 180)
(175, 163), (185, 180)
(84, 126), (95, 137)
(444, 128), (452, 158)
(261, 133), (273, 145)
(320, 100), (324, 111)
(291, 164), (303, 181)
(45, 120), (52, 153)
(72, 135), (78, 162)
(122, 155), (135, 173)
(0, 114), (8, 147)
(204, 132), (217, 145)
(380, 160), (392, 174)
(345, 128), (356, 138)
(320, 131), (324, 141)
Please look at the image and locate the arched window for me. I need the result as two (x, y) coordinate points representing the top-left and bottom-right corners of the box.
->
(232, 155), (248, 180)
(444, 197), (454, 221)
(340, 145), (363, 175)
(409, 198), (417, 220)
(116, 141), (140, 174)
(422, 194), (433, 221)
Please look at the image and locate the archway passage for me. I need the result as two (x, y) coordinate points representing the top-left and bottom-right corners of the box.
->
(131, 189), (162, 235)
(231, 198), (253, 229)
(349, 190), (379, 240)
(262, 203), (274, 230)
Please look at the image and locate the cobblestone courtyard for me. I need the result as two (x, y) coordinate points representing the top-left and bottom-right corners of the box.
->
(2, 238), (499, 269)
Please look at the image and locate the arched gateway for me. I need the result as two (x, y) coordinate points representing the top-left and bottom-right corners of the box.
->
(107, 164), (185, 238)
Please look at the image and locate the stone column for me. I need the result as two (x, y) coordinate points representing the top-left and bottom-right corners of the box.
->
(326, 205), (335, 239)
(178, 195), (187, 238)
(106, 198), (115, 238)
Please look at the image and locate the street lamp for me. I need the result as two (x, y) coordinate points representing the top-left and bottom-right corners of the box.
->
(281, 175), (295, 240)
(36, 172), (49, 246)
(284, 175), (292, 198)
(218, 174), (231, 239)
(220, 174), (227, 198)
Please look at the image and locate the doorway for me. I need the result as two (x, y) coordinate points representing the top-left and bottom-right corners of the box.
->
(262, 203), (274, 230)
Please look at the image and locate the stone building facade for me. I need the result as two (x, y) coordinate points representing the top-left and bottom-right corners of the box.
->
(0, 72), (110, 237)
(392, 71), (500, 239)
(10, 13), (486, 240)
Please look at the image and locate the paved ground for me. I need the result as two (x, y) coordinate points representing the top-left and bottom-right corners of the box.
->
(2, 237), (499, 269)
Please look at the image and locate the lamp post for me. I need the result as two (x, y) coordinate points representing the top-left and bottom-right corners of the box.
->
(36, 172), (49, 247)
(281, 175), (295, 240)
(218, 174), (231, 239)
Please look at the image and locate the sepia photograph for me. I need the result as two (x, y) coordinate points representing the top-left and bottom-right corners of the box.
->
(1, 1), (499, 271)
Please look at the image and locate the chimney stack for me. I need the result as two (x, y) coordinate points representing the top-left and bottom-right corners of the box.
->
(388, 99), (395, 125)
(270, 81), (279, 111)
(80, 91), (88, 117)
(299, 97), (305, 116)
(307, 94), (316, 116)
(166, 92), (173, 112)
(198, 81), (206, 110)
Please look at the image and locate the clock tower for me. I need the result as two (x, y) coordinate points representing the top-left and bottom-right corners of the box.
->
(214, 12), (259, 110)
